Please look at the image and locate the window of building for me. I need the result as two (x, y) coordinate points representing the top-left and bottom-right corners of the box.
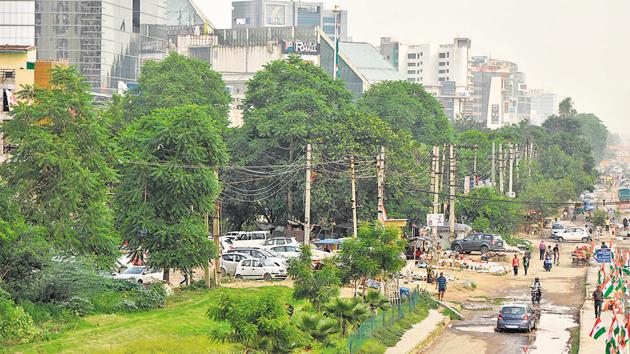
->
(418, 69), (423, 73)
(132, 0), (140, 33)
(407, 53), (417, 59)
(439, 52), (446, 59)
(407, 78), (415, 82)
(438, 77), (445, 82)
(439, 69), (446, 74)
(439, 62), (446, 66)
(419, 61), (423, 65)
(407, 70), (415, 75)
(408, 62), (416, 67)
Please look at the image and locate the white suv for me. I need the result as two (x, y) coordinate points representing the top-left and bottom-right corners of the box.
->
(234, 258), (287, 281)
(555, 227), (591, 242)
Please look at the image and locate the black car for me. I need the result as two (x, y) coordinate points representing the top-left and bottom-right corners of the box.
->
(451, 233), (505, 254)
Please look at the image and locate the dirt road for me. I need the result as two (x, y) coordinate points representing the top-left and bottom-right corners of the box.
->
(425, 238), (588, 354)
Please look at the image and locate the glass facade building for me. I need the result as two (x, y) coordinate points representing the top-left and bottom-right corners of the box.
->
(34, 0), (167, 97)
(0, 0), (36, 46)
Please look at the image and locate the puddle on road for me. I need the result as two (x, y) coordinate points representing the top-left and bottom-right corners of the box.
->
(453, 325), (497, 334)
(528, 313), (576, 354)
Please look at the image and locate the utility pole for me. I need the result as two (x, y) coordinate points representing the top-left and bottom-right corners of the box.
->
(431, 145), (440, 239)
(508, 144), (514, 197)
(515, 144), (520, 183)
(499, 143), (504, 193)
(449, 144), (456, 241)
(491, 142), (496, 186)
(304, 143), (312, 245)
(473, 144), (478, 187)
(212, 199), (221, 285)
(377, 146), (385, 225)
(350, 155), (357, 238)
(441, 144), (447, 195)
(204, 212), (210, 287)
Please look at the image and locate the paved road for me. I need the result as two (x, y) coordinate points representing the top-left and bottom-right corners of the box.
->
(427, 237), (587, 354)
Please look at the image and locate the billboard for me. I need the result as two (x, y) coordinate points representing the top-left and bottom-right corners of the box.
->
(282, 40), (320, 55)
(427, 214), (445, 227)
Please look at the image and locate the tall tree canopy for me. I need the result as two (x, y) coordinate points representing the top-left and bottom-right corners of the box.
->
(1, 66), (117, 260)
(224, 56), (407, 229)
(115, 105), (228, 279)
(125, 52), (231, 126)
(358, 80), (453, 145)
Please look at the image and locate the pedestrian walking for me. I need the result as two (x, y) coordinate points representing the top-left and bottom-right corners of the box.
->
(593, 286), (604, 318)
(436, 272), (447, 301)
(605, 218), (610, 232)
(553, 244), (560, 266)
(546, 245), (553, 259)
(539, 241), (546, 260)
(512, 254), (520, 276)
(623, 217), (628, 231)
(523, 254), (530, 275)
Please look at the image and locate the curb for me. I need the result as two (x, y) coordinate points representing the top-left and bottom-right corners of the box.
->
(411, 315), (451, 354)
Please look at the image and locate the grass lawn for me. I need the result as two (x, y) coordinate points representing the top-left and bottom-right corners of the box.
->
(6, 286), (294, 354)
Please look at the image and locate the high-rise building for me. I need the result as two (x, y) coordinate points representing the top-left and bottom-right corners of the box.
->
(34, 0), (168, 98)
(529, 89), (557, 126)
(0, 0), (35, 46)
(379, 37), (472, 120)
(470, 56), (530, 129)
(231, 0), (348, 41)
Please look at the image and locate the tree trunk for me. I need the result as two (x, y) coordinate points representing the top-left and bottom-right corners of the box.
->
(163, 268), (170, 282)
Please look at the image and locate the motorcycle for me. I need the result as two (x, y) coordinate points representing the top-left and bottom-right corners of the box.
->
(544, 258), (552, 272)
(531, 287), (542, 304)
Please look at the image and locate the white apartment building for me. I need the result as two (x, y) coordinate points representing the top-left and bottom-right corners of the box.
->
(529, 89), (557, 126)
(380, 37), (472, 120)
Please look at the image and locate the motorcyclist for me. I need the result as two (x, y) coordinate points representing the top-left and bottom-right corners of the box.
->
(531, 277), (542, 301)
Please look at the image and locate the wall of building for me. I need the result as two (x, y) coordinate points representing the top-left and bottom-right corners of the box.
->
(35, 0), (168, 97)
(0, 0), (35, 46)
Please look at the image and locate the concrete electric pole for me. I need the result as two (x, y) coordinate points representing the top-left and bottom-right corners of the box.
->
(350, 155), (357, 238)
(304, 143), (312, 245)
(449, 144), (456, 241)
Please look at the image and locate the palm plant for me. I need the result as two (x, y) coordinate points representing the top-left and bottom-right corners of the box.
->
(297, 313), (340, 349)
(325, 297), (370, 335)
(364, 290), (390, 313)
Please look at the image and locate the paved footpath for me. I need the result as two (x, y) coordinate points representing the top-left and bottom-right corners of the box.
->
(385, 309), (446, 354)
(579, 263), (614, 354)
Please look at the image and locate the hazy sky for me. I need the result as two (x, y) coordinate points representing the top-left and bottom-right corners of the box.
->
(199, 0), (630, 132)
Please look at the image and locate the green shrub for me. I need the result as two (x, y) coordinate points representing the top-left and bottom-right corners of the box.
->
(0, 297), (38, 344)
(19, 300), (74, 323)
(134, 283), (167, 310)
(60, 296), (94, 316)
(357, 338), (386, 354)
(115, 299), (138, 313)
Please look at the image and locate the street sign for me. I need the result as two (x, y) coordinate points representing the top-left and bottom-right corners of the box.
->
(595, 248), (612, 263)
(427, 213), (445, 227)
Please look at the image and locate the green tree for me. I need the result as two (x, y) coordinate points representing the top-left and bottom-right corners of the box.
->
(1, 66), (118, 261)
(558, 97), (578, 118)
(458, 187), (521, 235)
(224, 56), (405, 228)
(324, 297), (370, 335)
(115, 105), (228, 281)
(518, 178), (575, 217)
(358, 80), (453, 145)
(592, 210), (607, 228)
(297, 313), (339, 349)
(576, 113), (608, 162)
(337, 223), (406, 296)
(364, 289), (389, 313)
(208, 291), (305, 353)
(287, 245), (340, 311)
(125, 52), (231, 126)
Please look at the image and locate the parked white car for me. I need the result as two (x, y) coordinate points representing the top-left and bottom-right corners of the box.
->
(269, 245), (301, 258)
(234, 258), (287, 281)
(229, 231), (270, 248)
(114, 266), (163, 284)
(225, 248), (287, 266)
(220, 253), (251, 276)
(555, 227), (591, 242)
(261, 237), (300, 249)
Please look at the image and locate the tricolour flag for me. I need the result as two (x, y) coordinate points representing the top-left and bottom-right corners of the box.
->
(603, 277), (615, 298)
(591, 318), (606, 339)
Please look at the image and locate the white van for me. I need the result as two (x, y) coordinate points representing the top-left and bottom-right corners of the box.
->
(230, 231), (270, 248)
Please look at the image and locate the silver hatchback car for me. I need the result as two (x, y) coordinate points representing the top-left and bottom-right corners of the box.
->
(496, 304), (537, 333)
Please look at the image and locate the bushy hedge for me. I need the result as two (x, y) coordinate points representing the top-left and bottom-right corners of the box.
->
(0, 288), (38, 345)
